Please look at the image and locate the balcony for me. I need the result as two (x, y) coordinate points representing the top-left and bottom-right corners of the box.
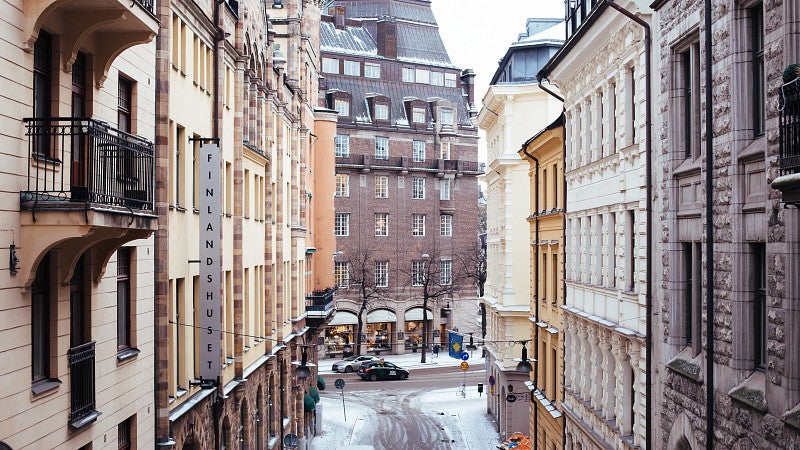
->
(18, 118), (156, 286)
(68, 341), (99, 430)
(773, 78), (800, 206)
(305, 288), (336, 330)
(335, 155), (483, 176)
(23, 0), (158, 86)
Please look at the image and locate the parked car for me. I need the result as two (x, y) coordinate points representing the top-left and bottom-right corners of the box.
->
(331, 355), (379, 373)
(358, 361), (409, 381)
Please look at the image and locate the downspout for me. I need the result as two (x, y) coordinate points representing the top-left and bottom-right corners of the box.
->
(703, 0), (715, 446)
(520, 146), (539, 450)
(603, 2), (652, 448)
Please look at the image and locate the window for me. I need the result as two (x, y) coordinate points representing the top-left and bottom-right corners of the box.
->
(343, 60), (360, 76)
(412, 177), (425, 199)
(335, 135), (350, 157)
(365, 63), (381, 78)
(334, 98), (350, 116)
(33, 31), (53, 157)
(440, 260), (452, 285)
(412, 214), (426, 236)
(415, 69), (430, 84)
(440, 214), (452, 236)
(430, 71), (444, 86)
(375, 175), (388, 198)
(412, 260), (425, 286)
(322, 57), (339, 74)
(440, 142), (451, 160)
(118, 416), (133, 450)
(117, 248), (133, 352)
(675, 38), (700, 159)
(412, 141), (426, 162)
(375, 213), (389, 236)
(626, 66), (636, 144)
(375, 261), (389, 287)
(334, 213), (350, 236)
(445, 72), (457, 87)
(753, 243), (766, 369)
(412, 107), (426, 124)
(375, 104), (389, 121)
(335, 261), (349, 288)
(682, 242), (701, 355)
(440, 179), (451, 200)
(440, 108), (454, 125)
(32, 253), (51, 384)
(335, 173), (349, 197)
(375, 137), (389, 159)
(402, 67), (415, 82)
(751, 4), (765, 137)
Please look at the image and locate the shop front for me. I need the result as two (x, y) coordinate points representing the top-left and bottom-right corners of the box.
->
(403, 307), (433, 352)
(366, 309), (396, 355)
(324, 311), (357, 358)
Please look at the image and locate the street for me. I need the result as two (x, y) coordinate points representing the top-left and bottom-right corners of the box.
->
(312, 363), (501, 450)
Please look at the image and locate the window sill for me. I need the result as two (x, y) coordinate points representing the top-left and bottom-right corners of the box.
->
(728, 370), (767, 412)
(737, 135), (766, 163)
(69, 410), (101, 431)
(117, 347), (140, 363)
(673, 157), (702, 178)
(666, 351), (703, 383)
(31, 378), (62, 396)
(783, 404), (800, 430)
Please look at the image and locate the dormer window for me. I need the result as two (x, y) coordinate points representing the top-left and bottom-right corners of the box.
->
(430, 72), (444, 86)
(367, 95), (390, 124)
(440, 107), (454, 125)
(445, 73), (457, 87)
(344, 60), (360, 76)
(365, 63), (381, 79)
(413, 107), (426, 123)
(375, 103), (389, 121)
(322, 57), (339, 74)
(335, 98), (350, 116)
(402, 67), (415, 82)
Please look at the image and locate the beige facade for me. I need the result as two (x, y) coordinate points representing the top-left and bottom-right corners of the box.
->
(519, 116), (566, 450)
(0, 0), (159, 448)
(153, 0), (334, 448)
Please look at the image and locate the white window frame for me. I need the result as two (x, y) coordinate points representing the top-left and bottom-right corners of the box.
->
(430, 71), (444, 86)
(440, 142), (451, 160)
(440, 108), (454, 125)
(335, 135), (350, 157)
(412, 107), (426, 124)
(415, 68), (430, 84)
(412, 177), (425, 199)
(440, 260), (452, 285)
(365, 63), (381, 79)
(375, 213), (389, 236)
(412, 260), (425, 286)
(335, 261), (349, 288)
(412, 214), (426, 236)
(375, 136), (389, 160)
(375, 103), (389, 121)
(334, 98), (350, 116)
(335, 173), (349, 197)
(402, 67), (415, 82)
(375, 175), (388, 198)
(375, 261), (389, 287)
(343, 60), (360, 76)
(445, 72), (457, 87)
(440, 179), (451, 200)
(334, 213), (350, 236)
(440, 214), (452, 236)
(413, 140), (426, 162)
(322, 57), (339, 74)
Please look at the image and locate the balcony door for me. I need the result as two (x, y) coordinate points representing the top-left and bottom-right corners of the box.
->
(71, 52), (89, 199)
(70, 254), (90, 348)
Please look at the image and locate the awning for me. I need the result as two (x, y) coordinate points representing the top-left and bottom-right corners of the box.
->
(404, 307), (433, 321)
(304, 393), (316, 412)
(367, 309), (397, 323)
(317, 374), (326, 391)
(309, 386), (320, 403)
(329, 311), (358, 326)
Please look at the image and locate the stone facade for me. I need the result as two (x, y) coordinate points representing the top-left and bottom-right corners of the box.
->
(541, 1), (653, 448)
(654, 0), (800, 448)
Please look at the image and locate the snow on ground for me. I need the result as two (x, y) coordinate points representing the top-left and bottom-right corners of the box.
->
(310, 350), (501, 450)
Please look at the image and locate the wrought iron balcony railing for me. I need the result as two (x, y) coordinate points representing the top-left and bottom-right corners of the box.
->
(68, 341), (97, 429)
(335, 155), (483, 174)
(22, 118), (155, 212)
(306, 288), (336, 315)
(780, 79), (800, 175)
(134, 0), (154, 14)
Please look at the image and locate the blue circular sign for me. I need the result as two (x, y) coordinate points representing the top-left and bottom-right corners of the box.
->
(460, 351), (469, 361)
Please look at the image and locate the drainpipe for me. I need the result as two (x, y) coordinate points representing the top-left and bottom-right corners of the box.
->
(520, 146), (539, 450)
(703, 0), (715, 446)
(602, 2), (652, 448)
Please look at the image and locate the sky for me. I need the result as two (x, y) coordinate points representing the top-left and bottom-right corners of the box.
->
(430, 0), (566, 165)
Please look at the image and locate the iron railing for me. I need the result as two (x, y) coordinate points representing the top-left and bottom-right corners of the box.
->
(780, 79), (800, 175)
(306, 288), (336, 314)
(22, 118), (155, 211)
(68, 341), (96, 425)
(134, 0), (154, 14)
(335, 154), (482, 174)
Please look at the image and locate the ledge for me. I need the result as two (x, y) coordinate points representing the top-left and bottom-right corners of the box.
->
(783, 405), (800, 430)
(69, 410), (101, 431)
(31, 378), (62, 396)
(666, 357), (702, 383)
(729, 371), (767, 412)
(117, 347), (140, 363)
(772, 173), (800, 205)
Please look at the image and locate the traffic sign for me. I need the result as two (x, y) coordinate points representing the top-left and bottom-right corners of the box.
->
(334, 378), (345, 389)
(460, 352), (469, 361)
(460, 361), (469, 371)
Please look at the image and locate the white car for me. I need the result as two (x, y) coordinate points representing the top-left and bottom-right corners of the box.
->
(331, 355), (379, 373)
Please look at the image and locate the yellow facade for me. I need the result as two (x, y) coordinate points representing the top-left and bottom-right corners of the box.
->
(519, 116), (565, 450)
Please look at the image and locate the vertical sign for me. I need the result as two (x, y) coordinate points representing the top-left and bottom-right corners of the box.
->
(200, 141), (221, 382)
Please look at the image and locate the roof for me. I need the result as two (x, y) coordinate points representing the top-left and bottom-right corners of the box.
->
(490, 19), (565, 85)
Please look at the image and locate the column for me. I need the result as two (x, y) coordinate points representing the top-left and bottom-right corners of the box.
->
(600, 329), (615, 419)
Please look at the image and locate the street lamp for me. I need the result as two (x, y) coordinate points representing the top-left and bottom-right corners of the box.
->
(512, 340), (534, 373)
(293, 346), (314, 380)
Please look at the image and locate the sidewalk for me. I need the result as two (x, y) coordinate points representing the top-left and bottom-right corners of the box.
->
(316, 347), (486, 374)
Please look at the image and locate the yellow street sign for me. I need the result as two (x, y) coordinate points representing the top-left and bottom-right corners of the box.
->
(460, 361), (469, 371)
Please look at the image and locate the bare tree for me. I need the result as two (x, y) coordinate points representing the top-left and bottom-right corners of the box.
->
(342, 248), (386, 356)
(456, 237), (487, 297)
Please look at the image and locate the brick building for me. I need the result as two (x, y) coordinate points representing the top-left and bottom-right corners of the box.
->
(652, 0), (800, 447)
(320, 0), (482, 359)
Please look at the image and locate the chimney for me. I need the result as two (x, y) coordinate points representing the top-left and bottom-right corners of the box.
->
(461, 69), (476, 115)
(376, 18), (397, 60)
(333, 5), (346, 30)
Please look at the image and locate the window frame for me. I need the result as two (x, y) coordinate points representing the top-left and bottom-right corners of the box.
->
(440, 178), (451, 200)
(334, 98), (350, 117)
(412, 214), (426, 236)
(412, 107), (426, 124)
(402, 67), (415, 82)
(375, 261), (389, 287)
(117, 247), (133, 353)
(445, 72), (457, 88)
(440, 214), (452, 236)
(335, 173), (350, 197)
(335, 261), (349, 288)
(334, 213), (350, 236)
(343, 60), (360, 76)
(375, 136), (389, 160)
(413, 140), (426, 161)
(440, 108), (454, 126)
(750, 3), (765, 137)
(375, 213), (389, 236)
(375, 175), (388, 198)
(374, 103), (389, 121)
(440, 260), (452, 286)
(412, 176), (426, 199)
(322, 57), (339, 74)
(365, 63), (381, 79)
(411, 260), (425, 286)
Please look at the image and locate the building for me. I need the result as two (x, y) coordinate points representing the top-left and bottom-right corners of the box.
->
(653, 0), (800, 447)
(519, 114), (566, 450)
(477, 18), (564, 440)
(320, 0), (481, 360)
(153, 0), (335, 448)
(0, 0), (160, 448)
(538, 1), (654, 448)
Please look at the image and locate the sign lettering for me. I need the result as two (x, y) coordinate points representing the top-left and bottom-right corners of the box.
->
(199, 141), (221, 382)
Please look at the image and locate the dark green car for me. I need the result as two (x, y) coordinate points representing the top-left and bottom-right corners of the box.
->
(358, 361), (409, 381)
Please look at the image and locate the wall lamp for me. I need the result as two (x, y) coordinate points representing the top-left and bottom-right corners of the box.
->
(511, 340), (535, 373)
(9, 244), (18, 276)
(293, 345), (314, 380)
